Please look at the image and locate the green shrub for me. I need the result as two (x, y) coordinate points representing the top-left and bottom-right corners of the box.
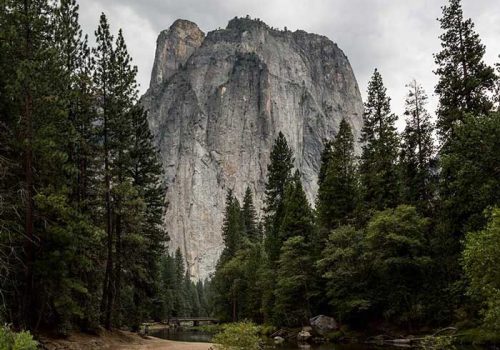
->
(0, 326), (37, 350)
(420, 335), (456, 350)
(256, 324), (276, 336)
(212, 321), (260, 350)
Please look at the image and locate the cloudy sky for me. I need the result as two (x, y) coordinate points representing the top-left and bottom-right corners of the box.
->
(79, 0), (500, 126)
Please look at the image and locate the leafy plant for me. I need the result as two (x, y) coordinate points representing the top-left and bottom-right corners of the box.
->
(212, 321), (260, 350)
(420, 335), (456, 350)
(0, 326), (37, 350)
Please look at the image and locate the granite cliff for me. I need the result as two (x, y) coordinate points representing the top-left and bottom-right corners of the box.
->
(141, 17), (364, 280)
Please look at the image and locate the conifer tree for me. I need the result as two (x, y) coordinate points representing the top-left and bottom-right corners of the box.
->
(359, 69), (400, 213)
(317, 118), (359, 235)
(434, 0), (496, 142)
(174, 248), (188, 316)
(263, 132), (294, 262)
(241, 187), (259, 242)
(317, 139), (334, 187)
(273, 172), (317, 325)
(128, 105), (167, 323)
(92, 13), (116, 329)
(0, 0), (82, 329)
(279, 171), (315, 244)
(274, 236), (314, 326)
(400, 80), (435, 213)
(435, 0), (499, 256)
(219, 190), (243, 263)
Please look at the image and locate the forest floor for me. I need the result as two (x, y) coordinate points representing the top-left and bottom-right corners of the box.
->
(38, 328), (214, 350)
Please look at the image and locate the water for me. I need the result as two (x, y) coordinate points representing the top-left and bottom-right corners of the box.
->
(151, 328), (487, 350)
(151, 328), (214, 343)
(151, 328), (395, 349)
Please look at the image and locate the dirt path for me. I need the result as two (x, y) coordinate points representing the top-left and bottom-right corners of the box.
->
(114, 337), (213, 350)
(39, 329), (214, 350)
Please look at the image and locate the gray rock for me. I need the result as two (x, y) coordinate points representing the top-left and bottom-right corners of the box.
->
(297, 330), (312, 342)
(309, 315), (339, 336)
(141, 17), (364, 280)
(273, 336), (285, 344)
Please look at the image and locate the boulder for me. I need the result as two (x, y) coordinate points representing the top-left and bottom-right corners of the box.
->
(297, 330), (311, 342)
(309, 315), (339, 336)
(273, 336), (285, 344)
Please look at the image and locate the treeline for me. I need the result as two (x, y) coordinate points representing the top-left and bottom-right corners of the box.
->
(211, 0), (500, 332)
(155, 248), (212, 320)
(0, 0), (169, 333)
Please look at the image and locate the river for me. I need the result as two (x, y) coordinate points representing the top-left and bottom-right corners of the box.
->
(150, 328), (487, 349)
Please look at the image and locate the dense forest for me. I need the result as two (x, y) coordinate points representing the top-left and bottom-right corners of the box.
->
(211, 0), (500, 335)
(0, 0), (499, 344)
(0, 0), (213, 334)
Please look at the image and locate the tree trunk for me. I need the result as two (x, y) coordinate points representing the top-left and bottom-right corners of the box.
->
(22, 0), (35, 328)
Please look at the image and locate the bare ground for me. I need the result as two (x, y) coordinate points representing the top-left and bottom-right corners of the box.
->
(38, 329), (214, 350)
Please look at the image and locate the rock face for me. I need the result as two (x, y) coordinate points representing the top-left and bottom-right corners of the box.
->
(141, 17), (364, 280)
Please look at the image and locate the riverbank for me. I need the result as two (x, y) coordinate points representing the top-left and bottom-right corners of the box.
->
(38, 328), (213, 350)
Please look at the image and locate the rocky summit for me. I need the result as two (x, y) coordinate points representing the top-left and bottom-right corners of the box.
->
(141, 17), (364, 280)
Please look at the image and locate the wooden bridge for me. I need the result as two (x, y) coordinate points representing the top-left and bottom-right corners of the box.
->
(167, 317), (219, 326)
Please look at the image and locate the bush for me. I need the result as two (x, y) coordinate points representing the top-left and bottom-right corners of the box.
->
(0, 326), (37, 350)
(212, 321), (260, 350)
(420, 335), (456, 350)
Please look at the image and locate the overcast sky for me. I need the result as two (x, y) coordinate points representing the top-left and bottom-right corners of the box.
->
(78, 0), (500, 127)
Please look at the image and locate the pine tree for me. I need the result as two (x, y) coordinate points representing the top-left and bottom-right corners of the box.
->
(317, 139), (334, 187)
(434, 1), (500, 286)
(219, 190), (243, 263)
(434, 0), (496, 141)
(400, 80), (436, 213)
(174, 248), (188, 316)
(0, 0), (85, 330)
(272, 172), (318, 325)
(109, 28), (140, 327)
(279, 171), (315, 244)
(241, 187), (259, 242)
(128, 105), (167, 323)
(317, 118), (359, 235)
(92, 13), (116, 329)
(263, 132), (294, 262)
(359, 69), (400, 213)
(274, 236), (314, 326)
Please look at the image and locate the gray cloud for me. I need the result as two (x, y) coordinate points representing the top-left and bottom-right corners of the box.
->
(79, 0), (500, 128)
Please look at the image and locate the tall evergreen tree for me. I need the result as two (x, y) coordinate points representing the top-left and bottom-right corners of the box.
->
(317, 118), (359, 235)
(92, 13), (116, 329)
(359, 69), (400, 213)
(400, 80), (435, 213)
(263, 132), (294, 262)
(274, 235), (314, 327)
(434, 1), (500, 270)
(434, 0), (496, 142)
(241, 187), (259, 242)
(219, 190), (243, 264)
(279, 171), (315, 244)
(317, 139), (334, 187)
(273, 172), (317, 325)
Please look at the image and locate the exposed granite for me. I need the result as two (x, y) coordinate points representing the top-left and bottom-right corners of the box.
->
(141, 17), (364, 280)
